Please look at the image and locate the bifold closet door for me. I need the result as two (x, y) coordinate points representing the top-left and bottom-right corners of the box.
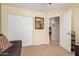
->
(8, 15), (33, 47)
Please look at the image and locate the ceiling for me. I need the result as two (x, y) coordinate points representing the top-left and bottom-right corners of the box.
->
(3, 3), (79, 12)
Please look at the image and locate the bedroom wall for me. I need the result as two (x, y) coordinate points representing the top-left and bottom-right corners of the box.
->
(1, 4), (79, 45)
(71, 6), (79, 42)
(1, 4), (49, 45)
(0, 4), (1, 33)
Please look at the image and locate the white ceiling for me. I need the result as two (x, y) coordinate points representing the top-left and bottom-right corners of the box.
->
(3, 3), (79, 12)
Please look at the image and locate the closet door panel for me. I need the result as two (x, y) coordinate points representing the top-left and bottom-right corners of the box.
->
(8, 15), (33, 47)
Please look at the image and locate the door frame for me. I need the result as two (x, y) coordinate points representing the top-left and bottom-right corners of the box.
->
(48, 16), (60, 44)
(48, 14), (72, 52)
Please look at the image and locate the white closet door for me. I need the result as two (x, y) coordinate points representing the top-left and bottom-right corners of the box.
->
(8, 15), (33, 47)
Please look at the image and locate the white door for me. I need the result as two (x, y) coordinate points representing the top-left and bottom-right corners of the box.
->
(8, 15), (33, 47)
(60, 9), (71, 52)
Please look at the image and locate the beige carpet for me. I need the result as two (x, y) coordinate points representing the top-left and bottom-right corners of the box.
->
(21, 41), (75, 56)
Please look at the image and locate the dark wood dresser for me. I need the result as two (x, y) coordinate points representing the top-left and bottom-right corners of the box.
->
(75, 43), (79, 56)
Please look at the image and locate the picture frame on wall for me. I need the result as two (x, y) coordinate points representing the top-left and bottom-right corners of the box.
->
(35, 17), (44, 29)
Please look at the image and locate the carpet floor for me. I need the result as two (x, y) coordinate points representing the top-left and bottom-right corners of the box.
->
(21, 41), (75, 56)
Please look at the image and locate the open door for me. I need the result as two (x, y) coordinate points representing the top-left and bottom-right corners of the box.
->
(60, 9), (71, 52)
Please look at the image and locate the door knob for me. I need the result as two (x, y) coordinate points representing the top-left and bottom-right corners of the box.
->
(67, 33), (71, 35)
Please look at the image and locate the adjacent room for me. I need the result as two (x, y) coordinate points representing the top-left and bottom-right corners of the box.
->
(49, 16), (60, 45)
(0, 3), (79, 56)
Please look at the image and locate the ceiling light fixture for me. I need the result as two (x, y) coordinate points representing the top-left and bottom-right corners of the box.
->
(48, 3), (52, 5)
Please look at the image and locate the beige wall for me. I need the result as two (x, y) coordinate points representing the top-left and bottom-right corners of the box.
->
(0, 4), (1, 33)
(1, 4), (79, 45)
(71, 7), (79, 42)
(1, 5), (49, 45)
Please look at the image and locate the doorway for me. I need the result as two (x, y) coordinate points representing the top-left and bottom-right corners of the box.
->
(49, 16), (60, 45)
(48, 10), (74, 53)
